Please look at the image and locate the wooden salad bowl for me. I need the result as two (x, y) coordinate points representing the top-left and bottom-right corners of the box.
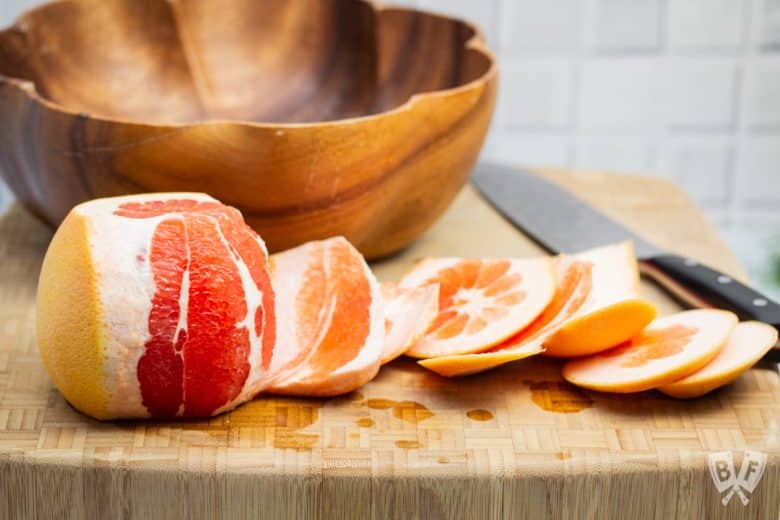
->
(0, 0), (497, 258)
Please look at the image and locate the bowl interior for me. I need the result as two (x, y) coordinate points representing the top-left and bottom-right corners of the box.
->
(0, 0), (492, 124)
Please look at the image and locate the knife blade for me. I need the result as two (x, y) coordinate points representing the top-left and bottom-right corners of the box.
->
(473, 163), (780, 362)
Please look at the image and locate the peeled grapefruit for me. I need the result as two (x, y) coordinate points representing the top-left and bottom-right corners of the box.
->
(380, 282), (439, 364)
(399, 257), (556, 358)
(266, 237), (384, 396)
(562, 309), (738, 393)
(36, 193), (276, 419)
(659, 321), (778, 398)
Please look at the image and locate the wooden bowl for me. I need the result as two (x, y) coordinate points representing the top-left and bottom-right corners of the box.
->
(0, 0), (497, 259)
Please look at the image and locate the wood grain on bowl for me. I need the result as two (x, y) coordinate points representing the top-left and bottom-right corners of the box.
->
(0, 0), (497, 258)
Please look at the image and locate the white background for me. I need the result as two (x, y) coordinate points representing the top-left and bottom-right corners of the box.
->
(1, 0), (778, 295)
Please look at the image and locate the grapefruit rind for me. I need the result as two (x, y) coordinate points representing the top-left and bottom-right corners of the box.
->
(36, 211), (109, 420)
(658, 321), (778, 398)
(418, 345), (543, 377)
(562, 309), (738, 393)
(543, 299), (657, 358)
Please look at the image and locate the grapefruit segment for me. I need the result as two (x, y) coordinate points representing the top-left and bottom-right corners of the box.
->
(37, 193), (276, 419)
(658, 321), (778, 398)
(266, 237), (384, 396)
(562, 309), (738, 393)
(398, 257), (556, 358)
(380, 282), (439, 364)
(135, 217), (187, 418)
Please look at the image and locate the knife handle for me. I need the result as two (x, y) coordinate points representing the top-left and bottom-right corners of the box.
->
(639, 254), (780, 363)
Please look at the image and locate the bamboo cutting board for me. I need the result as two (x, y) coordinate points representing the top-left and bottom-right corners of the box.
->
(0, 169), (778, 519)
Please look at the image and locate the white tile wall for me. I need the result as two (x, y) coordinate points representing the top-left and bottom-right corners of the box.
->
(578, 58), (666, 129)
(666, 58), (738, 129)
(500, 0), (582, 54)
(484, 134), (570, 166)
(657, 136), (733, 206)
(592, 0), (663, 52)
(736, 135), (780, 206)
(759, 0), (780, 49)
(574, 136), (656, 172)
(668, 0), (745, 50)
(0, 1), (778, 288)
(743, 56), (780, 128)
(497, 58), (573, 129)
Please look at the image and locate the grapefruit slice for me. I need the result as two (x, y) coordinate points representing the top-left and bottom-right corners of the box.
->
(398, 257), (556, 358)
(266, 237), (384, 397)
(542, 242), (656, 358)
(658, 321), (778, 398)
(36, 193), (276, 419)
(418, 348), (545, 378)
(419, 242), (656, 377)
(380, 282), (439, 364)
(418, 255), (584, 377)
(562, 309), (738, 393)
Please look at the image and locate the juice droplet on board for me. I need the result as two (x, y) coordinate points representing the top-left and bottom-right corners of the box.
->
(367, 398), (397, 410)
(528, 381), (593, 413)
(355, 417), (375, 428)
(226, 398), (322, 450)
(365, 398), (435, 424)
(466, 409), (494, 421)
(391, 401), (434, 423)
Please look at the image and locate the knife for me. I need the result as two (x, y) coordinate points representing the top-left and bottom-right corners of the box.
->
(473, 163), (780, 362)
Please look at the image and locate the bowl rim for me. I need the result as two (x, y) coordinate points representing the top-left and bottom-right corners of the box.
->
(0, 0), (497, 130)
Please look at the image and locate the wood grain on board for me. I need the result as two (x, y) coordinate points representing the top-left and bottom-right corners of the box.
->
(0, 170), (777, 519)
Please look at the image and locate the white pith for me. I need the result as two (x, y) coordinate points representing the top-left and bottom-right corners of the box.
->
(575, 241), (639, 309)
(381, 283), (439, 363)
(211, 221), (267, 414)
(267, 242), (309, 376)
